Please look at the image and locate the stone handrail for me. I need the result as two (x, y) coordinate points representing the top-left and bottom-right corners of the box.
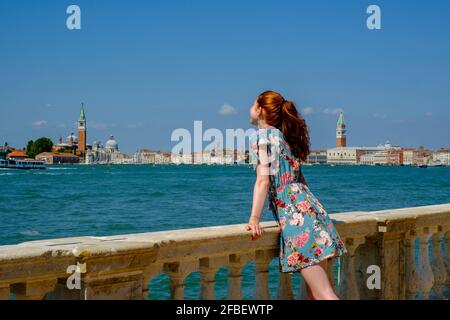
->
(0, 203), (449, 300)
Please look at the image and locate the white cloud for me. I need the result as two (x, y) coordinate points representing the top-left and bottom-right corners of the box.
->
(302, 107), (314, 115)
(219, 103), (237, 115)
(322, 108), (344, 115)
(32, 120), (48, 129)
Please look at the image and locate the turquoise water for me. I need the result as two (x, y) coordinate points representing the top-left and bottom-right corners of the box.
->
(1, 164), (449, 299)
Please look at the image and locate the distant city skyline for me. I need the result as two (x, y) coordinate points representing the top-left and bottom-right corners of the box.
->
(1, 1), (450, 153)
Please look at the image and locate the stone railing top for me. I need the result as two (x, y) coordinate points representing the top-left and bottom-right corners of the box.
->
(1, 203), (450, 259)
(1, 203), (449, 284)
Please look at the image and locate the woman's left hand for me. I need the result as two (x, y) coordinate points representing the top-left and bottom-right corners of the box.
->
(245, 216), (264, 240)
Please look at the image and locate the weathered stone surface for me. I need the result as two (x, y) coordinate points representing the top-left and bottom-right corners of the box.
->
(0, 203), (449, 300)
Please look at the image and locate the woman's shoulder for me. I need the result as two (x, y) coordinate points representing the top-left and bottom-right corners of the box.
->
(251, 126), (283, 137)
(250, 127), (285, 145)
(250, 127), (269, 142)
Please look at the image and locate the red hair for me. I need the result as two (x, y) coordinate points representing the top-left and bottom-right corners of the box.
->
(257, 90), (310, 161)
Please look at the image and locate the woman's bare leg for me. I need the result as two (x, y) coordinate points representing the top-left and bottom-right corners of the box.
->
(300, 259), (339, 300)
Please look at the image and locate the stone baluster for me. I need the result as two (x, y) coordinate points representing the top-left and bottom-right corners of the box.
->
(167, 274), (185, 300)
(164, 260), (198, 300)
(277, 272), (294, 300)
(199, 256), (228, 300)
(10, 279), (57, 300)
(430, 226), (447, 299)
(254, 249), (277, 300)
(228, 253), (253, 300)
(142, 264), (163, 300)
(327, 258), (336, 290)
(404, 230), (420, 299)
(416, 227), (435, 299)
(377, 226), (405, 299)
(445, 228), (450, 298)
(340, 236), (365, 300)
(0, 284), (10, 300)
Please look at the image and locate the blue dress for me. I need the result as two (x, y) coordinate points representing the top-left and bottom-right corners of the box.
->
(249, 126), (347, 273)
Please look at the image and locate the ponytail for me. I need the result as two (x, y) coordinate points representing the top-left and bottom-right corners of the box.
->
(256, 90), (310, 161)
(279, 100), (310, 161)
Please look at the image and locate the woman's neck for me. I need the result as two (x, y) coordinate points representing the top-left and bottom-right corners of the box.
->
(258, 120), (275, 129)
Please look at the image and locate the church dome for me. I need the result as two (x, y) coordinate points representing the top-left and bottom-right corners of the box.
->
(105, 135), (119, 151)
(66, 132), (78, 144)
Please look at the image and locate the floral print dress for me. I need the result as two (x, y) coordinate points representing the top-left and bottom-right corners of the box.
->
(249, 126), (347, 273)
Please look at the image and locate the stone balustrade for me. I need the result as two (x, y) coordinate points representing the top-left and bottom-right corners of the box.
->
(0, 203), (449, 300)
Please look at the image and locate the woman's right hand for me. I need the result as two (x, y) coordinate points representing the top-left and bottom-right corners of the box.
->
(245, 216), (264, 240)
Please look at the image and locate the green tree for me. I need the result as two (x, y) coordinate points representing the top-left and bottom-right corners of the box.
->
(26, 140), (34, 158)
(26, 137), (53, 158)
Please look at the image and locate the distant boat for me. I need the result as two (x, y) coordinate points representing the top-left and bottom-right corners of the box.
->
(0, 147), (46, 170)
(0, 157), (46, 170)
(427, 162), (445, 167)
(418, 164), (428, 168)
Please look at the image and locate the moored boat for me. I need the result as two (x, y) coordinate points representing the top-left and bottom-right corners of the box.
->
(0, 147), (46, 170)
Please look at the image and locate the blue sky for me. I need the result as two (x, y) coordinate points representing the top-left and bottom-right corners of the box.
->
(1, 0), (449, 153)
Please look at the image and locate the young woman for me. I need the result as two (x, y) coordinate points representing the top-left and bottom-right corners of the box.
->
(245, 90), (347, 300)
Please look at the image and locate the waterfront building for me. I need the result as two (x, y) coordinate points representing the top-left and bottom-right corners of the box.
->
(327, 146), (381, 165)
(193, 151), (206, 164)
(53, 104), (90, 159)
(105, 135), (119, 152)
(402, 148), (415, 166)
(401, 146), (433, 166)
(133, 149), (174, 164)
(174, 152), (194, 164)
(7, 150), (28, 159)
(35, 152), (80, 164)
(156, 152), (172, 164)
(307, 150), (327, 164)
(327, 112), (403, 166)
(432, 148), (450, 166)
(53, 132), (78, 153)
(385, 143), (403, 165)
(359, 141), (402, 166)
(85, 135), (132, 164)
(134, 149), (157, 164)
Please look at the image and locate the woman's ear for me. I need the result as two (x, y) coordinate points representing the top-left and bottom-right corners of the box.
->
(259, 106), (266, 119)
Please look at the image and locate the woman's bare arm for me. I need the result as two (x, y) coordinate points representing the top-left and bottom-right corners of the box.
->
(246, 145), (270, 240)
(250, 164), (270, 219)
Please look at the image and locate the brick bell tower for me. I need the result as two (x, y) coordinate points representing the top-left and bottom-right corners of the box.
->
(77, 103), (87, 158)
(336, 112), (347, 147)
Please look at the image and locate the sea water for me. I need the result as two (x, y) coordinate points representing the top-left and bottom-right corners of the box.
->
(1, 164), (449, 299)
